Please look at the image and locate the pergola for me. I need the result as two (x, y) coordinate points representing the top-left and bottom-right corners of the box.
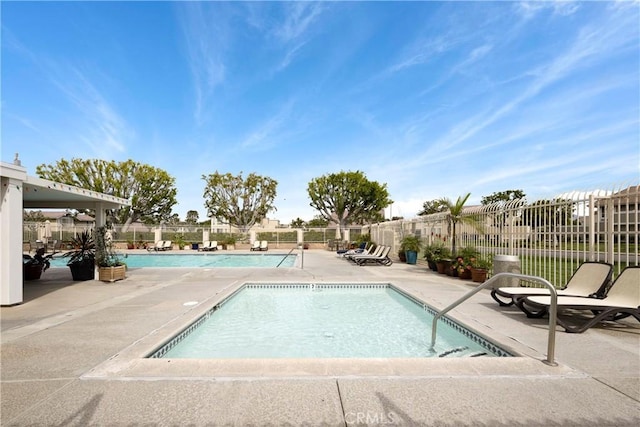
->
(1, 159), (130, 305)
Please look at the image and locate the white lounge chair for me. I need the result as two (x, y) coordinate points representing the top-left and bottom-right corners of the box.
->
(346, 245), (382, 262)
(148, 241), (164, 251)
(521, 266), (640, 333)
(259, 240), (268, 251)
(161, 240), (173, 251)
(250, 241), (261, 251)
(352, 246), (393, 266)
(491, 261), (613, 317)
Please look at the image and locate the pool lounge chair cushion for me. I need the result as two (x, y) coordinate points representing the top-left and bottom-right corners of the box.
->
(259, 241), (268, 251)
(521, 266), (640, 333)
(491, 261), (613, 317)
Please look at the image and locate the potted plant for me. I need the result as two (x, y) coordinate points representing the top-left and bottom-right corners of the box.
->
(423, 242), (446, 271)
(400, 235), (422, 265)
(95, 226), (126, 282)
(63, 230), (96, 281)
(431, 245), (452, 274)
(455, 246), (479, 280)
(470, 254), (493, 283)
(222, 235), (237, 250)
(126, 239), (135, 250)
(23, 248), (53, 281)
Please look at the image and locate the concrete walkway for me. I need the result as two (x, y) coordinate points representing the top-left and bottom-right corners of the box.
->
(2, 250), (638, 426)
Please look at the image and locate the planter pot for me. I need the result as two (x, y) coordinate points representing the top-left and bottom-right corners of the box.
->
(427, 260), (437, 271)
(405, 250), (418, 265)
(436, 261), (448, 274)
(471, 268), (488, 283)
(398, 251), (407, 263)
(458, 268), (472, 280)
(98, 265), (126, 282)
(24, 264), (44, 281)
(69, 259), (95, 281)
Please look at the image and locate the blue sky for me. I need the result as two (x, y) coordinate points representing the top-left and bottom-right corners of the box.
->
(2, 1), (639, 223)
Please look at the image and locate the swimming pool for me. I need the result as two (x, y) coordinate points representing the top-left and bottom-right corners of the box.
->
(151, 283), (512, 359)
(50, 253), (297, 268)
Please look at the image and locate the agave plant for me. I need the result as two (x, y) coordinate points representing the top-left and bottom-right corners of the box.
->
(63, 230), (95, 266)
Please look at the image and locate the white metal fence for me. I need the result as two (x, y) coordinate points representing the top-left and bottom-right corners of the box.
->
(364, 183), (638, 285)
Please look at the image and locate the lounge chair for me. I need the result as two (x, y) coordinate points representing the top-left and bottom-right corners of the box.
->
(520, 266), (640, 333)
(346, 245), (382, 262)
(491, 261), (613, 317)
(337, 242), (366, 255)
(199, 241), (217, 251)
(259, 240), (268, 251)
(338, 242), (369, 257)
(161, 240), (173, 251)
(148, 241), (164, 251)
(352, 246), (393, 266)
(250, 241), (261, 251)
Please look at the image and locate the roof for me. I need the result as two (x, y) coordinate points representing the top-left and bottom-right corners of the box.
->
(1, 160), (130, 210)
(22, 176), (129, 210)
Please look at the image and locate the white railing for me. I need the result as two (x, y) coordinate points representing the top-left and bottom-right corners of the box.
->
(364, 182), (638, 284)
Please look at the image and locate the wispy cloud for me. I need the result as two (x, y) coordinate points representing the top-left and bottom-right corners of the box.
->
(240, 100), (296, 150)
(273, 2), (324, 43)
(514, 1), (581, 20)
(178, 2), (228, 125)
(2, 28), (130, 158)
(48, 65), (130, 157)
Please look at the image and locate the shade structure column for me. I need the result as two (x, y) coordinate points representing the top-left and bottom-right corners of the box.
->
(0, 162), (28, 305)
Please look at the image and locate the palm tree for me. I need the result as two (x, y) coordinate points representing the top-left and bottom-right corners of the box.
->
(437, 193), (481, 256)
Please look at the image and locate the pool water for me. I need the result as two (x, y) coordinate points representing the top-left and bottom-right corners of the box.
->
(154, 284), (511, 359)
(50, 253), (296, 268)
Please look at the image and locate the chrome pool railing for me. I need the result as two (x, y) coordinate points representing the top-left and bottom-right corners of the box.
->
(430, 273), (558, 367)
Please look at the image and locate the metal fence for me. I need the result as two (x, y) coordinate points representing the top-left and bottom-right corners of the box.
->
(364, 183), (638, 286)
(23, 221), (363, 251)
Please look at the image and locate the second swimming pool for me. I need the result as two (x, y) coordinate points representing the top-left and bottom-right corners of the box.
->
(50, 253), (297, 268)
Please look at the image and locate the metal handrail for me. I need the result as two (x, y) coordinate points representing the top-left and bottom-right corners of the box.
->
(276, 247), (297, 268)
(430, 273), (558, 366)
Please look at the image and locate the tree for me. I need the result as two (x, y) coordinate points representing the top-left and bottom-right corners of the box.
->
(202, 171), (277, 233)
(418, 199), (447, 216)
(521, 199), (573, 230)
(36, 158), (178, 231)
(438, 193), (482, 256)
(290, 217), (305, 228)
(481, 189), (525, 205)
(306, 215), (329, 227)
(185, 210), (199, 224)
(24, 210), (47, 222)
(307, 170), (392, 238)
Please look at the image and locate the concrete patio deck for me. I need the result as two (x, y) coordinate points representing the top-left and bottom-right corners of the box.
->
(2, 249), (639, 426)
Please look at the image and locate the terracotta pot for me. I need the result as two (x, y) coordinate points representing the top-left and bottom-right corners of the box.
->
(458, 268), (472, 280)
(471, 268), (488, 283)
